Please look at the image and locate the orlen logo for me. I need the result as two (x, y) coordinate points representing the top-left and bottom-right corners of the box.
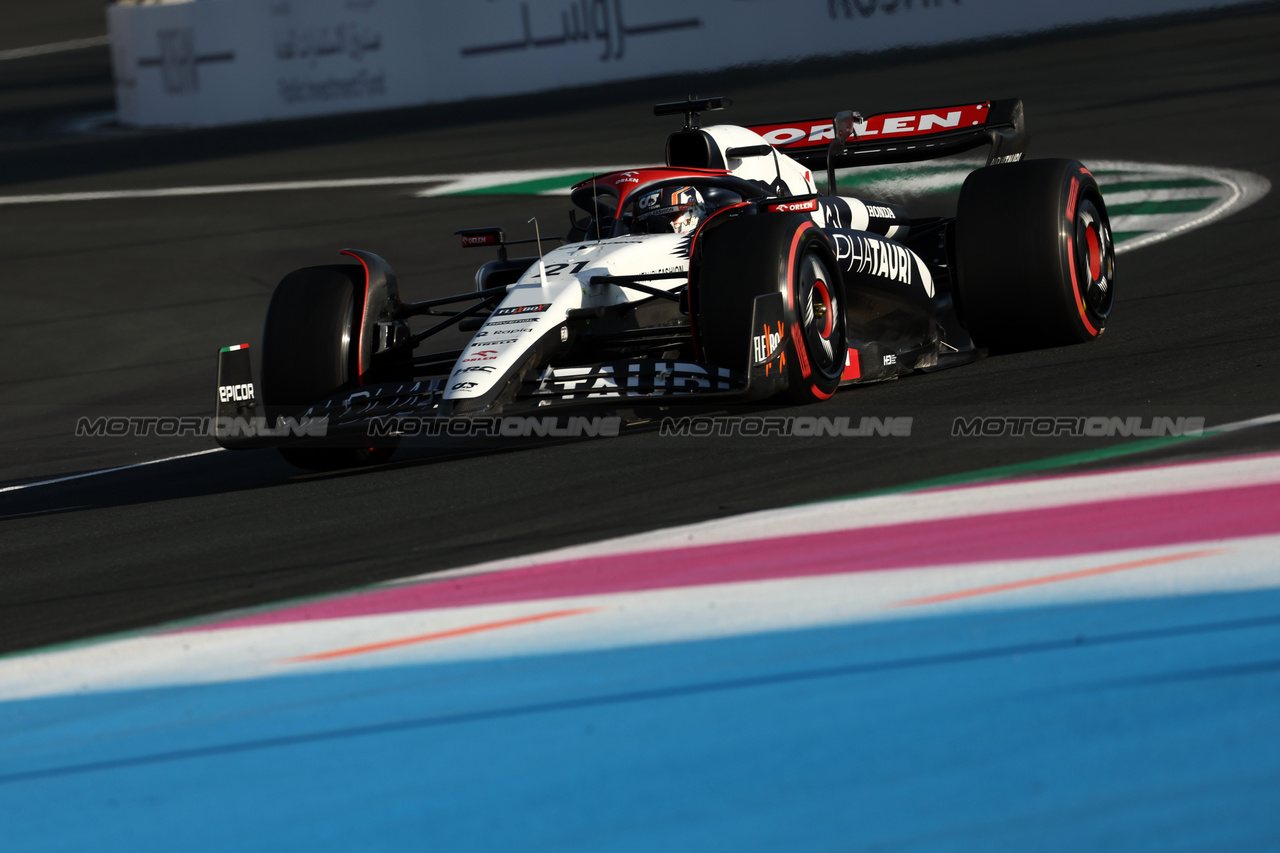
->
(616, 171), (642, 184)
(767, 198), (818, 213)
(753, 325), (783, 364)
(463, 349), (499, 362)
(219, 383), (254, 403)
(461, 234), (497, 247)
(755, 103), (988, 147)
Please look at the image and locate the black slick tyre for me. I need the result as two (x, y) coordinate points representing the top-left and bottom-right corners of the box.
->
(954, 158), (1115, 350)
(260, 264), (392, 470)
(694, 212), (847, 402)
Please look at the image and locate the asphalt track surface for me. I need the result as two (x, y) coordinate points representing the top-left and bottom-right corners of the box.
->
(1, 4), (1278, 654)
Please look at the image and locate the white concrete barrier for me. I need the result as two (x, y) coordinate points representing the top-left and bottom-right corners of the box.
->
(108, 0), (1256, 127)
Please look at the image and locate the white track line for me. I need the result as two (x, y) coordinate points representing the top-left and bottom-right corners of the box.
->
(413, 167), (642, 198)
(0, 176), (461, 206)
(0, 160), (1266, 241)
(0, 36), (110, 62)
(0, 448), (223, 494)
(1205, 412), (1280, 433)
(0, 168), (643, 206)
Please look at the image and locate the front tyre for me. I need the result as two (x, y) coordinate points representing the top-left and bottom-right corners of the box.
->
(955, 159), (1115, 349)
(693, 213), (847, 402)
(260, 264), (392, 470)
(788, 242), (846, 401)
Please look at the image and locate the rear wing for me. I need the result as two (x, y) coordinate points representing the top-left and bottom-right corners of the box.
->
(746, 99), (1027, 169)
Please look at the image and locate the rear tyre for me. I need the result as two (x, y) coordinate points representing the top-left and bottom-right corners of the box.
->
(694, 213), (847, 402)
(954, 158), (1115, 350)
(260, 264), (392, 470)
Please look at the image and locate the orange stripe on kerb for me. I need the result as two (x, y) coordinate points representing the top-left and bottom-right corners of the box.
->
(890, 549), (1227, 608)
(287, 607), (597, 663)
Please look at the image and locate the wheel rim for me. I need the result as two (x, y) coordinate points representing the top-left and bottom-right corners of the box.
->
(1075, 198), (1115, 322)
(813, 278), (834, 339)
(798, 250), (842, 376)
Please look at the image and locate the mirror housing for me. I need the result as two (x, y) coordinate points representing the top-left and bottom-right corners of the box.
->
(826, 110), (864, 196)
(832, 110), (857, 147)
(456, 227), (507, 261)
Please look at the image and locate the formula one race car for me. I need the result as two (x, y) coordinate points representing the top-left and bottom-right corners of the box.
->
(215, 95), (1115, 468)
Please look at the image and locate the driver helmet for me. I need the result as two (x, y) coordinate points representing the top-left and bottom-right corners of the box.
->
(634, 186), (706, 235)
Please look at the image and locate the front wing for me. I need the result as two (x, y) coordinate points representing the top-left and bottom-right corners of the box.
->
(213, 293), (791, 450)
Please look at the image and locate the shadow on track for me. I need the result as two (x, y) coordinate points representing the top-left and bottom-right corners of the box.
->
(0, 432), (631, 523)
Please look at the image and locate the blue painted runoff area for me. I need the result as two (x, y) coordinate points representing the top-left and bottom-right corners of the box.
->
(1, 589), (1278, 851)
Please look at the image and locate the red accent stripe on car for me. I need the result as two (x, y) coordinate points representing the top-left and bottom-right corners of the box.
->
(842, 348), (861, 381)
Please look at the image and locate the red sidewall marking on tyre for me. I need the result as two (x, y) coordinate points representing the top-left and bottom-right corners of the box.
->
(791, 321), (812, 379)
(339, 249), (371, 385)
(787, 223), (820, 388)
(1066, 178), (1099, 337)
(785, 224), (811, 312)
(1066, 240), (1099, 337)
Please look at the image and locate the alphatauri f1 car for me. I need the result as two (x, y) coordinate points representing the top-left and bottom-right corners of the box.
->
(215, 95), (1115, 468)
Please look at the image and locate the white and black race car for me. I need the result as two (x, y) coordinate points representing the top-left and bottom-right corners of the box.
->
(215, 95), (1115, 468)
